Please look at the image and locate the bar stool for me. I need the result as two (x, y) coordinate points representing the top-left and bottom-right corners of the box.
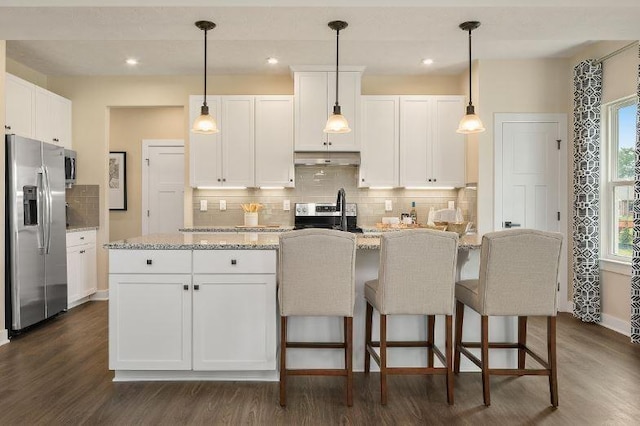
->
(364, 229), (459, 405)
(278, 229), (357, 407)
(454, 229), (563, 407)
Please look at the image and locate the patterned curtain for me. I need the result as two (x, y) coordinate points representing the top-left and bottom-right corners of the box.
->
(632, 45), (640, 344)
(573, 60), (602, 323)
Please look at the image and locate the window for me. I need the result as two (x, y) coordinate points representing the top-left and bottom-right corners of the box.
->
(602, 96), (637, 262)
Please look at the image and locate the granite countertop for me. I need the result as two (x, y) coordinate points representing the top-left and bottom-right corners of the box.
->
(179, 226), (293, 233)
(66, 226), (99, 233)
(105, 232), (481, 251)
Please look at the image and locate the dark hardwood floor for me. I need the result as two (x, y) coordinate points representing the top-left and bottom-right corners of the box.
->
(1, 302), (639, 425)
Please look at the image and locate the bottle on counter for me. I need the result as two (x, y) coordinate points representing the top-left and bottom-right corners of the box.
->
(410, 202), (417, 224)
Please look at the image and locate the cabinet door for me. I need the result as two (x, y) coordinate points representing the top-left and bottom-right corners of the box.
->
(189, 95), (222, 187)
(360, 96), (399, 187)
(109, 274), (192, 370)
(82, 243), (97, 297)
(255, 96), (294, 187)
(431, 96), (466, 187)
(400, 96), (431, 187)
(49, 93), (72, 149)
(221, 96), (255, 187)
(66, 245), (82, 305)
(34, 87), (52, 144)
(5, 73), (35, 138)
(192, 274), (276, 371)
(294, 72), (329, 151)
(326, 71), (360, 151)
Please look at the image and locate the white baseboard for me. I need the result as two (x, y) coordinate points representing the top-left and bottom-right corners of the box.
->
(600, 314), (631, 337)
(566, 300), (631, 337)
(90, 290), (109, 301)
(0, 329), (9, 347)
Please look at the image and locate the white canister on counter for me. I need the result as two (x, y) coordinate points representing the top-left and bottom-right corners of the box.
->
(244, 212), (258, 227)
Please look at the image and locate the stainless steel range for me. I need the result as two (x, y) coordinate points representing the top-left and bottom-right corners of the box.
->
(294, 202), (363, 233)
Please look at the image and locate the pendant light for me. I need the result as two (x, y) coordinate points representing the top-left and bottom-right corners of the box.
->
(324, 20), (351, 134)
(192, 20), (219, 134)
(457, 21), (485, 134)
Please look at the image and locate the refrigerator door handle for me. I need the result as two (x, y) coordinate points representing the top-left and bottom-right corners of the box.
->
(43, 166), (53, 254)
(37, 168), (46, 251)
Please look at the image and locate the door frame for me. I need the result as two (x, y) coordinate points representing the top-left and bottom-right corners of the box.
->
(141, 139), (185, 235)
(494, 113), (569, 312)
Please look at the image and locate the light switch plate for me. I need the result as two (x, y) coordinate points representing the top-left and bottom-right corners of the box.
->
(283, 200), (291, 211)
(385, 200), (393, 211)
(200, 200), (208, 212)
(448, 201), (455, 209)
(219, 200), (226, 211)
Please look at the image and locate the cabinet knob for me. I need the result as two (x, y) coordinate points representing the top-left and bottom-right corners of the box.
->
(80, 250), (85, 254)
(323, 142), (327, 146)
(183, 284), (189, 291)
(222, 178), (226, 182)
(146, 259), (153, 265)
(428, 179), (432, 182)
(53, 138), (59, 142)
(231, 259), (237, 265)
(4, 125), (10, 130)
(361, 178), (365, 182)
(194, 284), (200, 291)
(80, 237), (85, 240)
(433, 178), (437, 182)
(328, 142), (332, 146)
(289, 178), (293, 182)
(217, 178), (221, 182)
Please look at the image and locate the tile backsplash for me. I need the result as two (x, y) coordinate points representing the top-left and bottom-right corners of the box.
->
(193, 167), (477, 228)
(66, 184), (100, 228)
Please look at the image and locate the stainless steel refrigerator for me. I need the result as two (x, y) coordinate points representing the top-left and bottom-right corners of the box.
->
(5, 134), (67, 334)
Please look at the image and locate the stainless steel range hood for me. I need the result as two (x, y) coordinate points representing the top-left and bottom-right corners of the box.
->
(294, 151), (360, 166)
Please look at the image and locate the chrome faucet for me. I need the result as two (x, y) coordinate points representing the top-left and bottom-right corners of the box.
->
(336, 187), (347, 231)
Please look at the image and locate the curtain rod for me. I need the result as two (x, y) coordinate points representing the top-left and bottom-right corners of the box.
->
(595, 41), (638, 64)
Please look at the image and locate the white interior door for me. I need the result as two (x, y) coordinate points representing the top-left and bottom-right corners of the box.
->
(495, 113), (568, 310)
(142, 140), (185, 235)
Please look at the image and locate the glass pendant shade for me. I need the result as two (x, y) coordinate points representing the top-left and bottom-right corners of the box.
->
(456, 105), (485, 134)
(324, 106), (351, 133)
(192, 105), (219, 134)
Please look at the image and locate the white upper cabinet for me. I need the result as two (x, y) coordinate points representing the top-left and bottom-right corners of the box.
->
(189, 95), (222, 188)
(294, 71), (361, 152)
(5, 73), (72, 149)
(359, 96), (400, 188)
(255, 96), (294, 188)
(400, 95), (465, 188)
(5, 73), (35, 138)
(35, 87), (73, 149)
(221, 96), (255, 187)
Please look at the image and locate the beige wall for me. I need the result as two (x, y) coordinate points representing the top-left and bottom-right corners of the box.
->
(109, 107), (184, 242)
(1, 41), (6, 333)
(6, 57), (48, 89)
(361, 75), (462, 95)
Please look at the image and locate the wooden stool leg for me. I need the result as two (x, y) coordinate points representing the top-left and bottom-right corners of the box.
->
(445, 314), (454, 405)
(481, 315), (490, 406)
(279, 316), (287, 407)
(380, 314), (388, 405)
(454, 300), (464, 374)
(427, 315), (435, 368)
(346, 316), (353, 407)
(548, 316), (559, 407)
(365, 302), (373, 373)
(518, 316), (528, 371)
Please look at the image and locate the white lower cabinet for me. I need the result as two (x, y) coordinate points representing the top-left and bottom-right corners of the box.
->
(109, 249), (277, 374)
(66, 230), (97, 307)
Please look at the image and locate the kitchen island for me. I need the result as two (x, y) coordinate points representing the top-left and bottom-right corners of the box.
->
(106, 231), (516, 382)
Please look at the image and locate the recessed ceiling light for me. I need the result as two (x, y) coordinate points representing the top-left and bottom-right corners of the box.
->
(422, 58), (434, 65)
(125, 58), (138, 66)
(266, 57), (279, 65)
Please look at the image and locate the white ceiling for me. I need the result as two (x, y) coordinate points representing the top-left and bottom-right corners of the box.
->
(0, 1), (639, 76)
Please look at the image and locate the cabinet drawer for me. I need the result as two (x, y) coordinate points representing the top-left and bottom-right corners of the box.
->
(110, 250), (192, 274)
(193, 250), (276, 274)
(67, 230), (96, 247)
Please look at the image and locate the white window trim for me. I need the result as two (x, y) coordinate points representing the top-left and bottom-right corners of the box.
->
(600, 95), (636, 266)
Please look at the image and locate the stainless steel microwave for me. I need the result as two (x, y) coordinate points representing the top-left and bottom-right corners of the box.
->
(64, 149), (76, 185)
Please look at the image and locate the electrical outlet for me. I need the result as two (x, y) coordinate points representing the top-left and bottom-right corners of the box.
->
(283, 200), (291, 211)
(385, 200), (393, 211)
(200, 200), (208, 212)
(448, 201), (455, 209)
(219, 200), (226, 211)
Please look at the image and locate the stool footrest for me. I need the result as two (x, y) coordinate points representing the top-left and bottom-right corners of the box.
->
(287, 342), (346, 349)
(489, 368), (550, 376)
(386, 367), (448, 375)
(286, 369), (347, 377)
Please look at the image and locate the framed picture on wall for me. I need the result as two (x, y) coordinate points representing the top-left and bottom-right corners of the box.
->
(109, 151), (127, 210)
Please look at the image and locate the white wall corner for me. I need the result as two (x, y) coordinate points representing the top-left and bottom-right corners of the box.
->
(0, 329), (9, 348)
(91, 290), (109, 301)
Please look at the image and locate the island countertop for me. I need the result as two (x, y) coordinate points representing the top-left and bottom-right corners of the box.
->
(104, 232), (481, 250)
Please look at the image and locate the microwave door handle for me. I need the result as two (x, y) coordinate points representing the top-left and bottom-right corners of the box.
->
(37, 169), (46, 251)
(71, 157), (75, 180)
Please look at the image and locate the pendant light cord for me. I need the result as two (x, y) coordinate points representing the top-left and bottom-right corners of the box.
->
(203, 27), (208, 107)
(335, 28), (340, 108)
(467, 28), (472, 107)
